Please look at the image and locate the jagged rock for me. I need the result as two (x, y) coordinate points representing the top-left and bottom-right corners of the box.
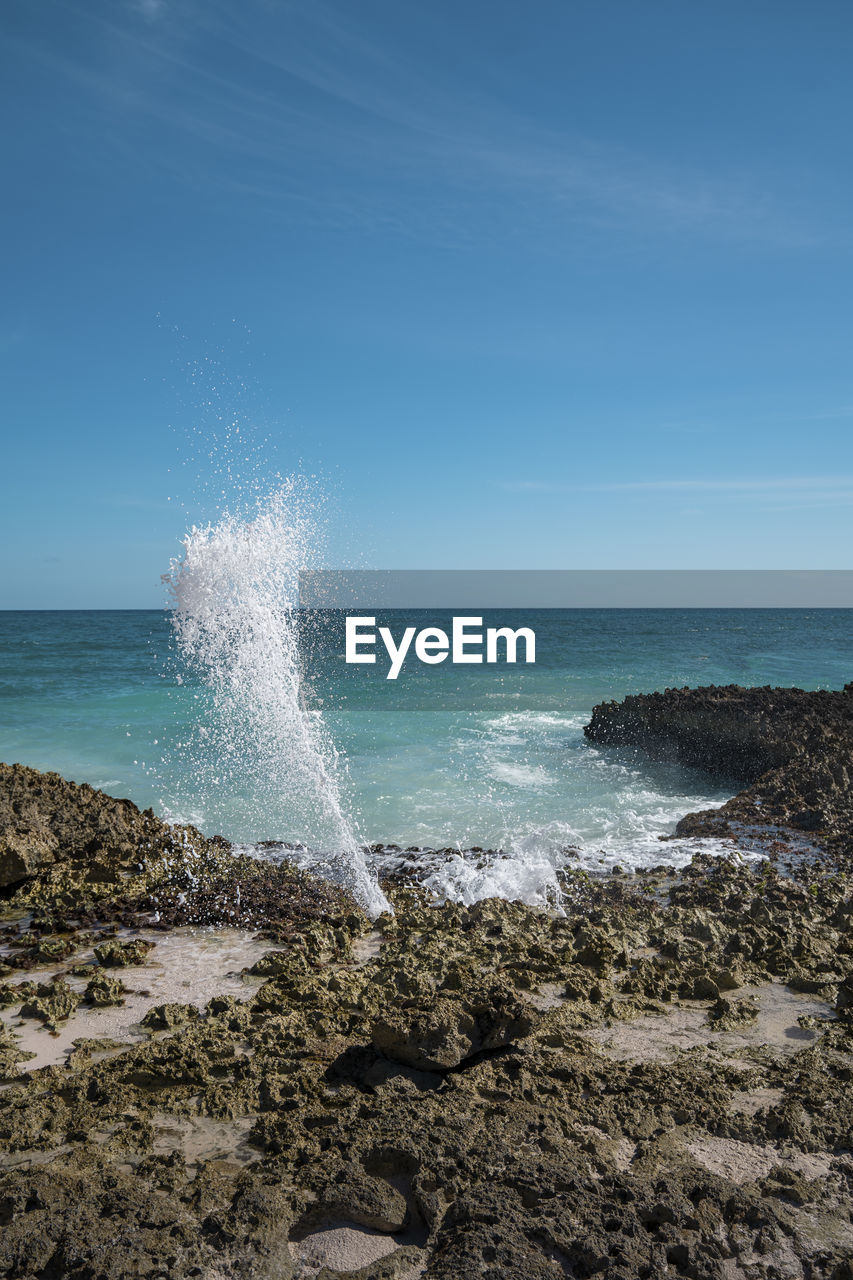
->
(371, 985), (535, 1070)
(715, 966), (743, 991)
(0, 766), (367, 947)
(249, 950), (293, 977)
(0, 981), (37, 1008)
(32, 936), (76, 963)
(1, 770), (853, 1278)
(84, 973), (128, 1006)
(140, 1002), (199, 1030)
(585, 683), (853, 844)
(0, 1022), (34, 1079)
(708, 995), (759, 1029)
(301, 1165), (408, 1233)
(94, 937), (155, 967)
(688, 974), (721, 1001)
(585, 683), (853, 780)
(0, 761), (216, 888)
(836, 975), (853, 1018)
(19, 978), (80, 1027)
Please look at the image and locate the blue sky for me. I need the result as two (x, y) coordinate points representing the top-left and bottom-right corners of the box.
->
(2, 0), (852, 606)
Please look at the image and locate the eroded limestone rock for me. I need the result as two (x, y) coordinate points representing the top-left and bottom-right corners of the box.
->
(371, 985), (535, 1070)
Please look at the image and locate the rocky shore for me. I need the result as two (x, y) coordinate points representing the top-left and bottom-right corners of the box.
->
(1, 686), (853, 1279)
(585, 682), (853, 857)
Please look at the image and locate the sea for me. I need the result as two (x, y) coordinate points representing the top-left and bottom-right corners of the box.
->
(1, 605), (850, 911)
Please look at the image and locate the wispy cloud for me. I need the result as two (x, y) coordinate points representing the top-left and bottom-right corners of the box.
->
(6, 0), (819, 249)
(212, 3), (811, 245)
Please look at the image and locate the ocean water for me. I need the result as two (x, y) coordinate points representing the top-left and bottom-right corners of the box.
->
(1, 607), (851, 907)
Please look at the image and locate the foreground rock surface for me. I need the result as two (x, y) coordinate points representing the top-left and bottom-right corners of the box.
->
(0, 756), (852, 1278)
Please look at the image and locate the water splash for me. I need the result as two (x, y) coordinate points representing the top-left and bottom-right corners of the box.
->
(165, 480), (390, 918)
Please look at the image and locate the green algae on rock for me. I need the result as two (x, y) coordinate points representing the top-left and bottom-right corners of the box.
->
(0, 763), (368, 946)
(93, 937), (155, 967)
(83, 973), (128, 1007)
(18, 978), (81, 1029)
(0, 761), (215, 889)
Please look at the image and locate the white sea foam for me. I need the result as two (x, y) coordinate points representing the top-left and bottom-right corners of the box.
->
(360, 819), (742, 912)
(416, 849), (567, 910)
(165, 481), (389, 918)
(488, 761), (555, 788)
(484, 711), (588, 731)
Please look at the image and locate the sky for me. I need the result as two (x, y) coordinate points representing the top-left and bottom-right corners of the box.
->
(2, 0), (853, 607)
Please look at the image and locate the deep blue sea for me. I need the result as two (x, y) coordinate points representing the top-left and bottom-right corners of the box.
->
(1, 609), (850, 904)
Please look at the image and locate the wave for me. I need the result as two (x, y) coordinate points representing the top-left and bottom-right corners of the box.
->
(488, 761), (556, 788)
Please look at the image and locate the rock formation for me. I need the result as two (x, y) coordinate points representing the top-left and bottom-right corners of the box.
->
(585, 683), (853, 846)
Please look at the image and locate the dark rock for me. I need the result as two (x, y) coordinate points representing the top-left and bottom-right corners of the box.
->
(690, 974), (721, 1001)
(836, 975), (853, 1018)
(301, 1165), (408, 1233)
(584, 683), (853, 846)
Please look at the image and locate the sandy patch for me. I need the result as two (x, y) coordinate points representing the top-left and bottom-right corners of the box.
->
(351, 931), (383, 966)
(1, 926), (269, 1072)
(728, 1086), (785, 1115)
(149, 1113), (260, 1169)
(685, 1135), (833, 1184)
(289, 1223), (399, 1275)
(530, 981), (566, 1011)
(584, 981), (834, 1065)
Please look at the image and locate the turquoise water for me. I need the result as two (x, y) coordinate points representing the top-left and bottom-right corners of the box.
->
(1, 609), (850, 903)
